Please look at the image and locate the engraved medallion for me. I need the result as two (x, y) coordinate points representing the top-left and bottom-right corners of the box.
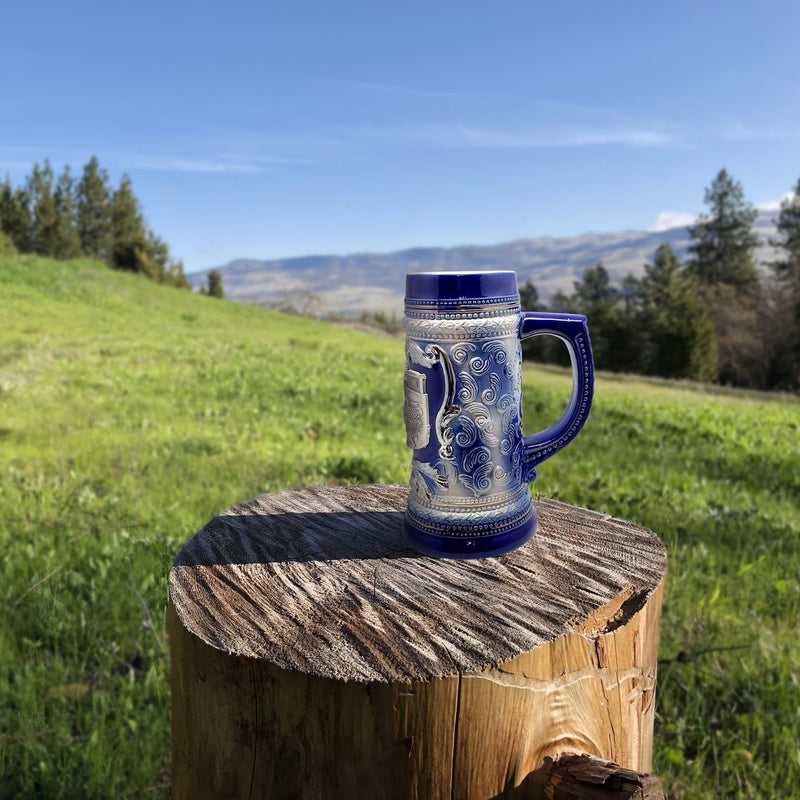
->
(403, 369), (429, 449)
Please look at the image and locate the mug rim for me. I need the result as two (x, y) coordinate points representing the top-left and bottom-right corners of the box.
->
(405, 270), (520, 308)
(405, 270), (516, 276)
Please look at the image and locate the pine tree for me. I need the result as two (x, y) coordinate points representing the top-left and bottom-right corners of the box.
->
(687, 169), (759, 296)
(771, 177), (800, 290)
(147, 230), (190, 288)
(0, 176), (33, 252)
(52, 165), (81, 259)
(517, 279), (569, 366)
(207, 269), (224, 298)
(637, 244), (717, 382)
(518, 280), (539, 312)
(519, 279), (545, 362)
(27, 161), (61, 256)
(2, 157), (190, 292)
(548, 289), (571, 312)
(620, 273), (640, 317)
(572, 263), (617, 310)
(109, 174), (152, 275)
(569, 263), (637, 372)
(76, 156), (112, 261)
(766, 178), (800, 389)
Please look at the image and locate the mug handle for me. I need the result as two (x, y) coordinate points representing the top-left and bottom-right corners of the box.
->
(518, 312), (595, 481)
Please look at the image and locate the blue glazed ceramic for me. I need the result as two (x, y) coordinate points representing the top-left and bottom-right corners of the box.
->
(403, 271), (594, 559)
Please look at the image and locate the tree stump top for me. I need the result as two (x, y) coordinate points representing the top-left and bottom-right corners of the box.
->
(169, 484), (666, 683)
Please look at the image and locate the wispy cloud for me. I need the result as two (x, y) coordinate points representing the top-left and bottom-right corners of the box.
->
(0, 113), (675, 179)
(134, 156), (265, 173)
(650, 211), (696, 232)
(757, 193), (793, 212)
(650, 198), (790, 232)
(0, 141), (314, 176)
(81, 124), (675, 174)
(343, 123), (674, 150)
(122, 155), (281, 174)
(340, 80), (659, 126)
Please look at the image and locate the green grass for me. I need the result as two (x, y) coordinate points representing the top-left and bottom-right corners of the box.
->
(1, 254), (798, 799)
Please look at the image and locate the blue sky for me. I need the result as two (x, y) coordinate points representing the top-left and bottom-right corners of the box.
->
(2, 1), (799, 272)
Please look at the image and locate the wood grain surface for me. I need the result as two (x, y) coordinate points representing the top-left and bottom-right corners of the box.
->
(170, 484), (666, 683)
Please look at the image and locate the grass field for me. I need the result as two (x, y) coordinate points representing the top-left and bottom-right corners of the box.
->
(1, 255), (798, 799)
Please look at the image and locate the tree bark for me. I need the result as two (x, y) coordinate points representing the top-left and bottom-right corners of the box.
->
(170, 484), (666, 800)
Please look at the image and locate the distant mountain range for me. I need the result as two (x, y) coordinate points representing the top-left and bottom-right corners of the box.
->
(188, 211), (779, 316)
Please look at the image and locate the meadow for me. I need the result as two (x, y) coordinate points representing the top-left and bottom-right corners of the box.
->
(1, 255), (798, 799)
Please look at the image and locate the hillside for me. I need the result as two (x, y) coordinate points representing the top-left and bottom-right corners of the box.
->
(188, 211), (779, 315)
(1, 254), (798, 799)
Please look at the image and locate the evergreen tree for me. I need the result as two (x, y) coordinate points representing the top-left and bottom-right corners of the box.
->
(518, 279), (539, 312)
(569, 263), (637, 372)
(2, 157), (190, 291)
(52, 165), (81, 259)
(517, 279), (569, 366)
(548, 289), (571, 313)
(148, 230), (169, 279)
(76, 156), (112, 260)
(637, 244), (717, 382)
(519, 279), (545, 361)
(147, 230), (190, 288)
(27, 161), (61, 256)
(620, 273), (640, 317)
(107, 175), (190, 288)
(207, 269), (224, 298)
(0, 176), (33, 252)
(109, 174), (152, 275)
(771, 177), (800, 290)
(687, 169), (759, 296)
(766, 178), (800, 389)
(572, 263), (617, 310)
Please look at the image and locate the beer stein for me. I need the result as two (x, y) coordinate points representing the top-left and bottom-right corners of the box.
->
(403, 271), (594, 558)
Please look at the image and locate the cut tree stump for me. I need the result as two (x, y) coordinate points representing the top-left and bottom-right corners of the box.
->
(170, 485), (667, 800)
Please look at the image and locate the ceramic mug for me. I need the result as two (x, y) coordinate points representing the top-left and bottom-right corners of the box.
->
(402, 271), (594, 558)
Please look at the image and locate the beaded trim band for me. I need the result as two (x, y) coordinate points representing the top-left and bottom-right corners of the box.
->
(404, 294), (520, 313)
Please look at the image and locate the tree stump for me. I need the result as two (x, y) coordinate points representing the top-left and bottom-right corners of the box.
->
(170, 485), (666, 800)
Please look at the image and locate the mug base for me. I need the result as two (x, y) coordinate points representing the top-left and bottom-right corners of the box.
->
(403, 508), (538, 559)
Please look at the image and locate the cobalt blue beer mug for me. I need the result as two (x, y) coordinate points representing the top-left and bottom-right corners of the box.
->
(403, 271), (594, 558)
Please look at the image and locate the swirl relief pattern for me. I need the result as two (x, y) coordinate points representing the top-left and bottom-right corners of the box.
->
(429, 336), (523, 499)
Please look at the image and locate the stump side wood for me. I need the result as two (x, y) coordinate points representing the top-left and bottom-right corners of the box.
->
(542, 754), (667, 800)
(170, 484), (666, 800)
